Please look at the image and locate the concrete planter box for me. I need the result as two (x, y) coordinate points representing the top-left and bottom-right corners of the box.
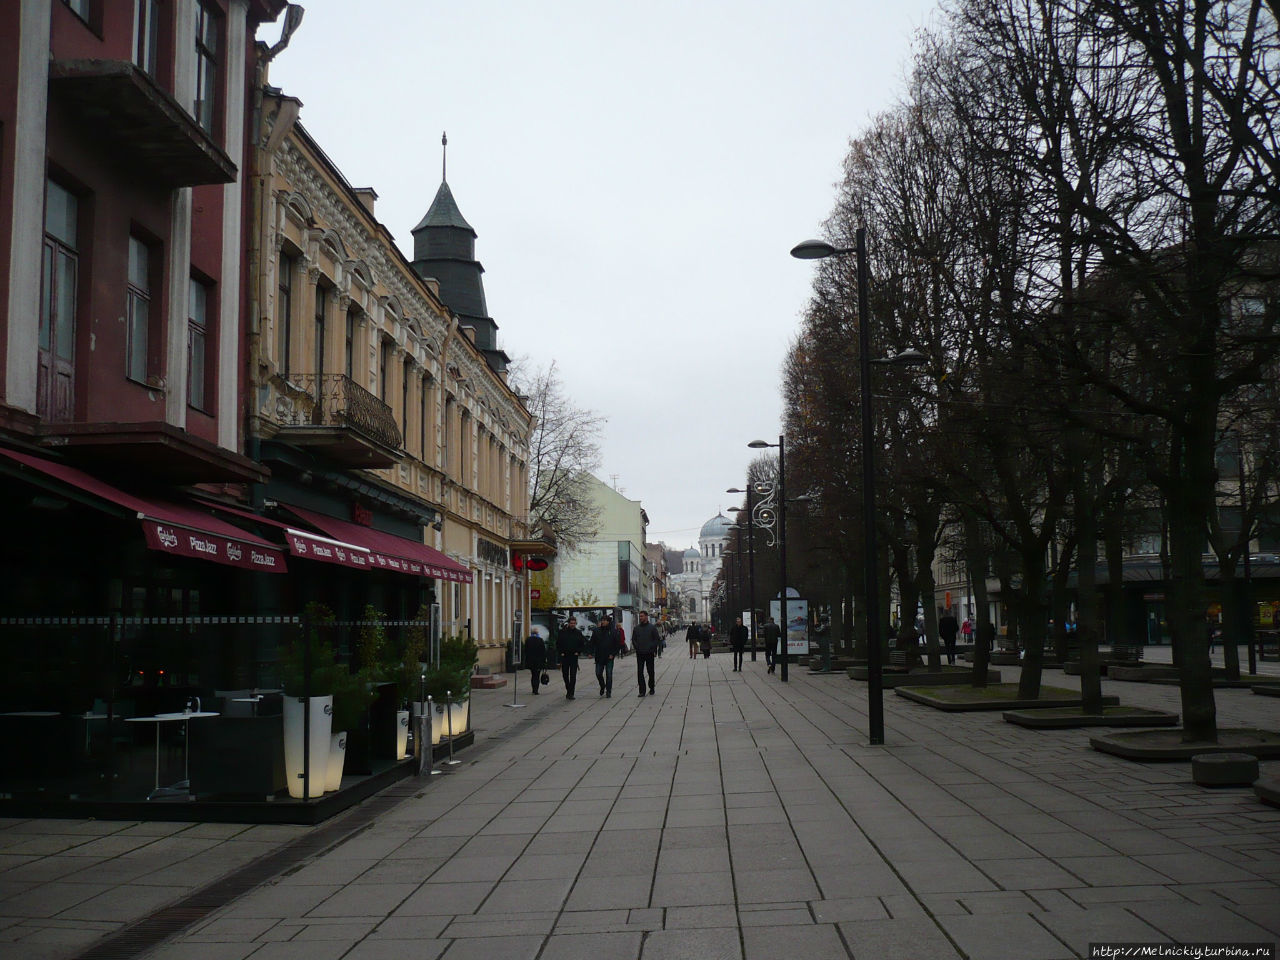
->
(1191, 752), (1259, 786)
(1090, 727), (1280, 761)
(849, 666), (1001, 687)
(1003, 707), (1179, 729)
(896, 685), (1118, 712)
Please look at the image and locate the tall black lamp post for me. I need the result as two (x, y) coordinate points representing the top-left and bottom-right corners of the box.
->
(749, 436), (789, 681)
(791, 228), (925, 743)
(728, 486), (759, 660)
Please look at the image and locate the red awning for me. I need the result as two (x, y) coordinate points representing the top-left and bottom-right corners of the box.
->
(0, 448), (288, 573)
(194, 498), (375, 571)
(281, 504), (473, 583)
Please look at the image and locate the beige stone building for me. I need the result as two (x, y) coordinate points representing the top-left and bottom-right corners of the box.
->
(249, 88), (532, 669)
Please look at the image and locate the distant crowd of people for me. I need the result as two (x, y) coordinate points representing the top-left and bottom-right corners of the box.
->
(522, 614), (788, 700)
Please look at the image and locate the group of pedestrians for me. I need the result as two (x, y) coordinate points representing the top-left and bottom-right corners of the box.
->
(523, 613), (787, 698)
(524, 611), (664, 700)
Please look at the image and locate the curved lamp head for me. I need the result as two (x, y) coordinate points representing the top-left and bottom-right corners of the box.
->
(790, 239), (850, 260)
(748, 439), (775, 449)
(871, 348), (929, 367)
(726, 487), (745, 494)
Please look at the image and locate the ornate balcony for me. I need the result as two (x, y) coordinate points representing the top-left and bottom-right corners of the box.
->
(272, 374), (402, 468)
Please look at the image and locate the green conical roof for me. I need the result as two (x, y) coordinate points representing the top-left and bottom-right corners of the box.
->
(412, 181), (475, 235)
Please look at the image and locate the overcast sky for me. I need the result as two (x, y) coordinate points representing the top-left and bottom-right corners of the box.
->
(267, 0), (942, 548)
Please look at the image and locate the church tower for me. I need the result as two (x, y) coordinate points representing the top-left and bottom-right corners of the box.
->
(411, 134), (509, 374)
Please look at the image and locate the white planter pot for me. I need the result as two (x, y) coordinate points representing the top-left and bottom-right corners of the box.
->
(282, 695), (333, 799)
(326, 731), (347, 792)
(427, 701), (443, 745)
(396, 709), (410, 760)
(437, 698), (469, 737)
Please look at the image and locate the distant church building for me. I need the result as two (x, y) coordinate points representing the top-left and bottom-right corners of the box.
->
(668, 513), (732, 622)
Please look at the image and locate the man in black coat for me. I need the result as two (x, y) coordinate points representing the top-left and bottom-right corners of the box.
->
(938, 611), (960, 665)
(632, 610), (662, 697)
(762, 616), (781, 674)
(556, 617), (585, 700)
(525, 631), (547, 694)
(729, 616), (748, 671)
(592, 616), (619, 697)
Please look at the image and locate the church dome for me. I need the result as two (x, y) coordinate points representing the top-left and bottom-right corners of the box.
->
(683, 548), (700, 558)
(699, 513), (733, 539)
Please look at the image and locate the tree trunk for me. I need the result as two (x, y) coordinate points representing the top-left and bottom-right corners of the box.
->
(964, 509), (992, 688)
(1217, 556), (1242, 683)
(1166, 469), (1218, 743)
(1074, 461), (1104, 714)
(1016, 565), (1047, 700)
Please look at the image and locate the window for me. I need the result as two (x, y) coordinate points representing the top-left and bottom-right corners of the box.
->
(133, 0), (159, 76)
(187, 278), (209, 410)
(126, 236), (153, 383)
(402, 358), (412, 440)
(379, 338), (392, 401)
(313, 283), (326, 376)
(344, 308), (355, 379)
(420, 378), (430, 459)
(193, 3), (220, 134)
(39, 180), (79, 420)
(63, 0), (92, 22)
(276, 254), (294, 379)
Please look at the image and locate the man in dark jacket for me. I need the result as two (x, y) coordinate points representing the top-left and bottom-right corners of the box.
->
(592, 616), (619, 697)
(938, 611), (960, 665)
(525, 631), (547, 694)
(556, 617), (585, 700)
(729, 616), (748, 671)
(762, 616), (781, 674)
(631, 610), (662, 697)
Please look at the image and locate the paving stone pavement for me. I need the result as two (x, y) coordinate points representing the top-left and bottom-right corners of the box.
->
(2, 648), (1278, 960)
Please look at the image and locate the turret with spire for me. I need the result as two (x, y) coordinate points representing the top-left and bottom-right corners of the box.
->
(411, 132), (509, 374)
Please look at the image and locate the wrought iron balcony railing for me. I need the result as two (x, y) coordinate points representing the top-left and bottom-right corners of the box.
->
(279, 373), (402, 452)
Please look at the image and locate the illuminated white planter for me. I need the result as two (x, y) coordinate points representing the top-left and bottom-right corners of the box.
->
(326, 731), (346, 792)
(396, 710), (410, 760)
(282, 695), (333, 799)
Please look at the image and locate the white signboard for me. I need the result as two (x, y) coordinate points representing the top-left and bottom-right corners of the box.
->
(770, 598), (809, 655)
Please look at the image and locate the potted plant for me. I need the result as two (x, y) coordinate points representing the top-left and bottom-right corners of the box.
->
(421, 658), (473, 744)
(319, 660), (376, 791)
(398, 607), (432, 756)
(280, 604), (338, 799)
(354, 604), (406, 765)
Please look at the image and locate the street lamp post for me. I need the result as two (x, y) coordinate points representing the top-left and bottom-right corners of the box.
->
(791, 228), (925, 743)
(749, 436), (789, 681)
(728, 485), (759, 660)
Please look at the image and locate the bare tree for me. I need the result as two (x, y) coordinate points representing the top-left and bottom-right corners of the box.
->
(511, 361), (604, 551)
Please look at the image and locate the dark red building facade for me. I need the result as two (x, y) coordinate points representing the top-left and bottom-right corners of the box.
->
(0, 0), (297, 813)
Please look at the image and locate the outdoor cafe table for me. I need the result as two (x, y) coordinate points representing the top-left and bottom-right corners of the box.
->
(126, 711), (219, 799)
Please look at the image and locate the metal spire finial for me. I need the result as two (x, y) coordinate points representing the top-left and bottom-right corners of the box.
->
(442, 131), (447, 182)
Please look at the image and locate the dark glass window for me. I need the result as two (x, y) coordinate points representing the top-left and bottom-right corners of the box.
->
(276, 255), (294, 379)
(193, 3), (220, 134)
(187, 279), (209, 410)
(126, 236), (152, 383)
(314, 284), (326, 376)
(133, 0), (159, 75)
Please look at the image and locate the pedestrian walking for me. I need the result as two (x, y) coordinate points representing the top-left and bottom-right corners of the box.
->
(592, 615), (619, 698)
(525, 631), (547, 694)
(700, 623), (712, 659)
(961, 617), (973, 644)
(938, 610), (960, 666)
(729, 616), (748, 671)
(762, 615), (781, 674)
(686, 621), (700, 659)
(632, 610), (662, 697)
(556, 616), (585, 700)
